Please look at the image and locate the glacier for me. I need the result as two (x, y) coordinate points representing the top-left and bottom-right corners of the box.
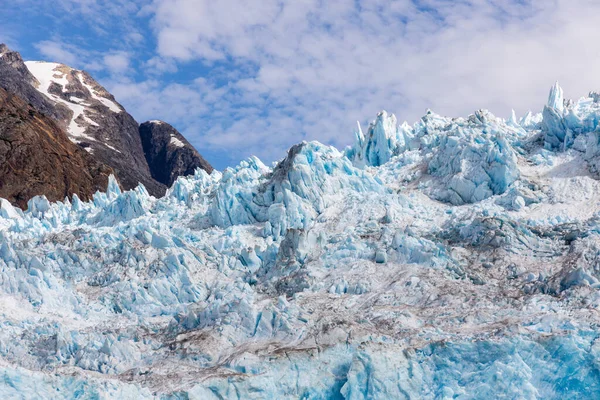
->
(3, 83), (600, 398)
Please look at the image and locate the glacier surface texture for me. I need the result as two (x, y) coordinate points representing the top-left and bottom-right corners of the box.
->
(3, 84), (600, 398)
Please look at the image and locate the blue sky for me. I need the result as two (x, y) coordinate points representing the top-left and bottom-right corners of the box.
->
(3, 0), (600, 170)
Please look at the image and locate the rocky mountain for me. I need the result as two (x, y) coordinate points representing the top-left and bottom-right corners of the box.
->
(139, 120), (213, 187)
(23, 59), (166, 196)
(0, 44), (213, 208)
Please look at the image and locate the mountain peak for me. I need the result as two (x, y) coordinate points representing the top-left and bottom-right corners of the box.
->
(25, 61), (122, 116)
(0, 44), (38, 85)
(17, 58), (168, 197)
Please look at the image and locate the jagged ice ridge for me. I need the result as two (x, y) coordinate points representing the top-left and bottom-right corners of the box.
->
(2, 83), (600, 398)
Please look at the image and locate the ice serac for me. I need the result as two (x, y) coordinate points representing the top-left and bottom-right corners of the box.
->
(4, 83), (600, 398)
(541, 81), (600, 152)
(349, 111), (405, 167)
(139, 120), (213, 187)
(547, 81), (564, 112)
(350, 107), (521, 204)
(211, 141), (385, 235)
(428, 110), (520, 204)
(536, 82), (600, 177)
(0, 199), (21, 220)
(507, 109), (519, 127)
(542, 82), (569, 150)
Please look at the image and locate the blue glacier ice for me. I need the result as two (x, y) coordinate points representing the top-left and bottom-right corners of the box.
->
(4, 83), (600, 398)
(350, 109), (522, 204)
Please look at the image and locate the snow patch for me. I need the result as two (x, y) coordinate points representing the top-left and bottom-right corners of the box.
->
(104, 143), (122, 153)
(25, 61), (69, 93)
(77, 72), (121, 113)
(24, 61), (97, 142)
(169, 135), (185, 148)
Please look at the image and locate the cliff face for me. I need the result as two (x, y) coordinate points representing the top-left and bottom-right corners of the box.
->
(139, 120), (213, 187)
(0, 87), (112, 208)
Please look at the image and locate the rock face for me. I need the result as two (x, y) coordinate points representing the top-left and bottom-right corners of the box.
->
(0, 44), (214, 207)
(0, 87), (112, 208)
(139, 120), (213, 187)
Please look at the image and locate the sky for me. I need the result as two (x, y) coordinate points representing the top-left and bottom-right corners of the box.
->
(2, 0), (600, 170)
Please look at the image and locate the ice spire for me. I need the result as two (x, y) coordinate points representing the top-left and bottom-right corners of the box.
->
(71, 194), (82, 212)
(0, 198), (21, 220)
(106, 174), (122, 199)
(547, 81), (564, 113)
(362, 111), (398, 167)
(508, 109), (518, 126)
(355, 121), (365, 145)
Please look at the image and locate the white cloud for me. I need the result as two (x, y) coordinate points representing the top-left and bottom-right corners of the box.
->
(126, 32), (145, 45)
(31, 40), (132, 76)
(144, 56), (178, 74)
(139, 0), (600, 164)
(34, 40), (80, 65)
(107, 78), (214, 125)
(104, 52), (131, 74)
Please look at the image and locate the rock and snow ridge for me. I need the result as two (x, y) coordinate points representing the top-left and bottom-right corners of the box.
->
(24, 61), (122, 143)
(21, 59), (211, 199)
(4, 83), (600, 398)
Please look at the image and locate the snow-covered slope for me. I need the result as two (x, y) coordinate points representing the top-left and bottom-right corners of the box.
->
(3, 83), (600, 398)
(24, 61), (121, 144)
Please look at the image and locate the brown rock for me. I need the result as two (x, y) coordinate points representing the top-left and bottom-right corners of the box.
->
(0, 88), (112, 209)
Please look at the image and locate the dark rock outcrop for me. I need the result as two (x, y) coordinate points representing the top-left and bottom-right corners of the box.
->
(139, 121), (213, 187)
(0, 87), (112, 209)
